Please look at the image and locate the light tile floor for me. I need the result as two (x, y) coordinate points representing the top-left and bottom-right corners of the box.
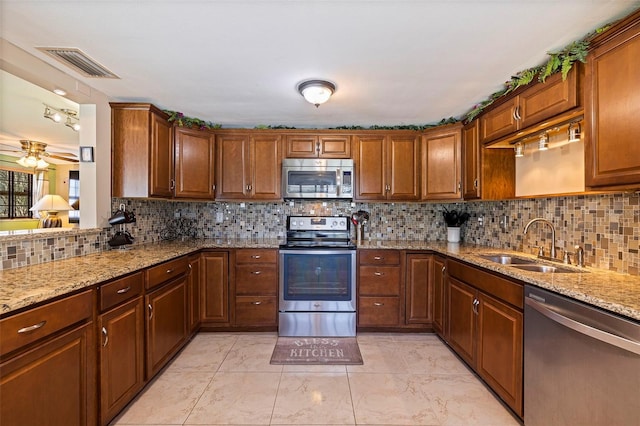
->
(110, 332), (521, 426)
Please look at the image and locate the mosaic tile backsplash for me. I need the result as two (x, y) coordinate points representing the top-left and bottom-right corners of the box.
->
(1, 193), (638, 275)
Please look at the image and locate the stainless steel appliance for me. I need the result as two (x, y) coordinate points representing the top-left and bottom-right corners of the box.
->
(279, 216), (356, 336)
(282, 158), (354, 199)
(524, 285), (640, 426)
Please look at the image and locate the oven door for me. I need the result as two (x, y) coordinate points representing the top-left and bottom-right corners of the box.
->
(279, 249), (356, 312)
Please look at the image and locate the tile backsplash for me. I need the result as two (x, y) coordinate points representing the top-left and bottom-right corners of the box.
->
(1, 192), (638, 276)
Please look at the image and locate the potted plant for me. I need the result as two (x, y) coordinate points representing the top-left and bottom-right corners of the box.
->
(443, 208), (470, 243)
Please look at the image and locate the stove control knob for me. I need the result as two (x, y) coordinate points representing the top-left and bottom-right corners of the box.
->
(339, 219), (346, 227)
(332, 220), (338, 227)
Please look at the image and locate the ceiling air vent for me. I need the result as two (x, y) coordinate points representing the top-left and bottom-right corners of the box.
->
(37, 47), (119, 79)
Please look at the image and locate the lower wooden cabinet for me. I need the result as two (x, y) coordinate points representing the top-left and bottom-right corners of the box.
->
(405, 254), (434, 324)
(187, 254), (201, 334)
(200, 251), (230, 325)
(98, 297), (144, 425)
(233, 249), (278, 328)
(432, 255), (447, 337)
(446, 259), (523, 417)
(358, 250), (402, 327)
(145, 277), (188, 378)
(1, 315), (95, 426)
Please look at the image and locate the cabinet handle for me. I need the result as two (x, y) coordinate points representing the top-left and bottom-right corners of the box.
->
(373, 302), (384, 306)
(252, 301), (262, 305)
(251, 255), (261, 259)
(512, 106), (522, 121)
(166, 268), (174, 274)
(374, 271), (384, 276)
(170, 179), (175, 190)
(102, 327), (108, 347)
(116, 286), (131, 294)
(472, 298), (479, 315)
(252, 271), (262, 275)
(316, 141), (320, 153)
(17, 320), (46, 334)
(148, 304), (153, 320)
(457, 181), (461, 192)
(373, 256), (384, 260)
(474, 178), (478, 189)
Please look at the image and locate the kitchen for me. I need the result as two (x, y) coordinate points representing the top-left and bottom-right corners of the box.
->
(1, 1), (640, 425)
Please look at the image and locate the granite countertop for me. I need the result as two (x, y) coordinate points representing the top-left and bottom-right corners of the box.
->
(1, 238), (639, 322)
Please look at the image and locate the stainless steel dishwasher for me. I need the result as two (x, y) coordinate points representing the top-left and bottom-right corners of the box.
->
(524, 285), (640, 426)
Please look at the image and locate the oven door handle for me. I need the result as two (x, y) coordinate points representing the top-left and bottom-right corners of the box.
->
(525, 297), (640, 355)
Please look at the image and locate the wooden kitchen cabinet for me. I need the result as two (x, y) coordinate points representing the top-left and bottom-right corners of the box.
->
(422, 123), (463, 200)
(111, 103), (174, 198)
(358, 250), (402, 327)
(432, 255), (447, 337)
(405, 254), (433, 324)
(479, 67), (580, 144)
(174, 126), (215, 199)
(285, 134), (351, 158)
(462, 120), (515, 200)
(353, 133), (420, 201)
(200, 251), (230, 325)
(216, 132), (282, 200)
(187, 254), (201, 334)
(145, 277), (188, 378)
(445, 259), (523, 417)
(233, 249), (278, 328)
(585, 10), (640, 190)
(0, 290), (96, 426)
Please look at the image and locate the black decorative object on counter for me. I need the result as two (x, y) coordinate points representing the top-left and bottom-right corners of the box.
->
(108, 230), (134, 247)
(443, 207), (470, 227)
(108, 203), (136, 248)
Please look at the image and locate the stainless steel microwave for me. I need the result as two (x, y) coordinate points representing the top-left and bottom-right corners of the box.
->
(282, 158), (354, 199)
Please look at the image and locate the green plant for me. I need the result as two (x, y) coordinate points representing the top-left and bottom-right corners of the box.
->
(164, 110), (221, 130)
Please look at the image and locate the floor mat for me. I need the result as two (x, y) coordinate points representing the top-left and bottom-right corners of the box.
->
(270, 337), (363, 365)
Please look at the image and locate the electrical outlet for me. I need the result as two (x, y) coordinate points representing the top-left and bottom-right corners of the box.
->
(478, 216), (484, 227)
(215, 212), (224, 223)
(240, 202), (246, 208)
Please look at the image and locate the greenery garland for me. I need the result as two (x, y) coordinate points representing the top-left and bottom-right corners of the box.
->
(164, 110), (221, 130)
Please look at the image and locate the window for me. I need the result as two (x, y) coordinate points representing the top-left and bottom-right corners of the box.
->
(68, 170), (79, 223)
(0, 169), (34, 219)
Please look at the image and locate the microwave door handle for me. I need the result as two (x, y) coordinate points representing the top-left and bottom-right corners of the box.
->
(336, 169), (341, 197)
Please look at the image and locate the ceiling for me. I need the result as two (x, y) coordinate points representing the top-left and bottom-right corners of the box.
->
(1, 0), (639, 132)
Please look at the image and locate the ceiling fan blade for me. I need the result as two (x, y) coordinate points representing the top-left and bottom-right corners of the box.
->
(47, 154), (79, 163)
(42, 151), (78, 158)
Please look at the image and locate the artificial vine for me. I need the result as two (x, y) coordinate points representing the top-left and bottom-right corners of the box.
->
(164, 110), (222, 130)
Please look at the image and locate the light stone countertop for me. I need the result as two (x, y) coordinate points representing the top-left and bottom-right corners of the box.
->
(1, 238), (639, 322)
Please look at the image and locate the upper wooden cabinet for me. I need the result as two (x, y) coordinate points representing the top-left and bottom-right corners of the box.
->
(285, 134), (351, 158)
(422, 123), (462, 200)
(585, 10), (640, 190)
(174, 126), (215, 199)
(479, 66), (581, 144)
(462, 120), (515, 200)
(216, 132), (282, 200)
(353, 132), (420, 201)
(111, 103), (174, 198)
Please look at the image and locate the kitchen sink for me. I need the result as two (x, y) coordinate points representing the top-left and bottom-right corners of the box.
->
(478, 254), (534, 265)
(510, 264), (579, 273)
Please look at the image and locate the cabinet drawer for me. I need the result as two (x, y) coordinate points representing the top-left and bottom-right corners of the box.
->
(0, 290), (93, 357)
(358, 266), (400, 295)
(235, 296), (277, 326)
(235, 249), (277, 264)
(99, 272), (144, 311)
(236, 264), (277, 295)
(359, 250), (400, 265)
(358, 296), (400, 326)
(146, 256), (189, 290)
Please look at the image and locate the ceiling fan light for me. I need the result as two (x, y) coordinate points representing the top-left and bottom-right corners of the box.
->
(36, 158), (50, 169)
(298, 79), (336, 107)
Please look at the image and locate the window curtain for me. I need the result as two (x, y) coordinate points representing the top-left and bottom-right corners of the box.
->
(32, 170), (49, 218)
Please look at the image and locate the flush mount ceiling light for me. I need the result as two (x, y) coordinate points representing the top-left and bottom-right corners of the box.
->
(43, 104), (80, 131)
(538, 133), (549, 151)
(297, 79), (336, 107)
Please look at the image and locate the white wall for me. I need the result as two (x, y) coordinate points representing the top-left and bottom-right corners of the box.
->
(0, 39), (112, 228)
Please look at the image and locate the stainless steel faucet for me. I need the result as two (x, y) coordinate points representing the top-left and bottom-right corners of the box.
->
(524, 218), (556, 259)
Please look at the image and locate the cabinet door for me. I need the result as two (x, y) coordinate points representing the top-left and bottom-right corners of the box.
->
(432, 256), (447, 337)
(145, 278), (188, 378)
(354, 135), (387, 200)
(149, 111), (174, 197)
(519, 68), (579, 129)
(447, 277), (476, 366)
(99, 298), (145, 425)
(188, 254), (201, 333)
(201, 252), (229, 323)
(174, 127), (215, 199)
(462, 120), (480, 200)
(405, 254), (433, 324)
(422, 124), (462, 200)
(479, 97), (519, 144)
(585, 18), (640, 189)
(0, 323), (95, 426)
(251, 134), (282, 200)
(285, 135), (318, 158)
(477, 292), (523, 417)
(318, 135), (351, 158)
(216, 134), (250, 199)
(387, 135), (420, 200)
(235, 296), (277, 326)
(358, 296), (400, 326)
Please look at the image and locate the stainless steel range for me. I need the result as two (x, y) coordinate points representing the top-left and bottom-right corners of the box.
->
(279, 216), (357, 337)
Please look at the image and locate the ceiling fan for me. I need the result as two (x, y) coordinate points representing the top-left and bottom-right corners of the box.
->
(0, 140), (79, 168)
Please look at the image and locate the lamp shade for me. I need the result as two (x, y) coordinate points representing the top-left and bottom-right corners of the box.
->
(30, 194), (74, 212)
